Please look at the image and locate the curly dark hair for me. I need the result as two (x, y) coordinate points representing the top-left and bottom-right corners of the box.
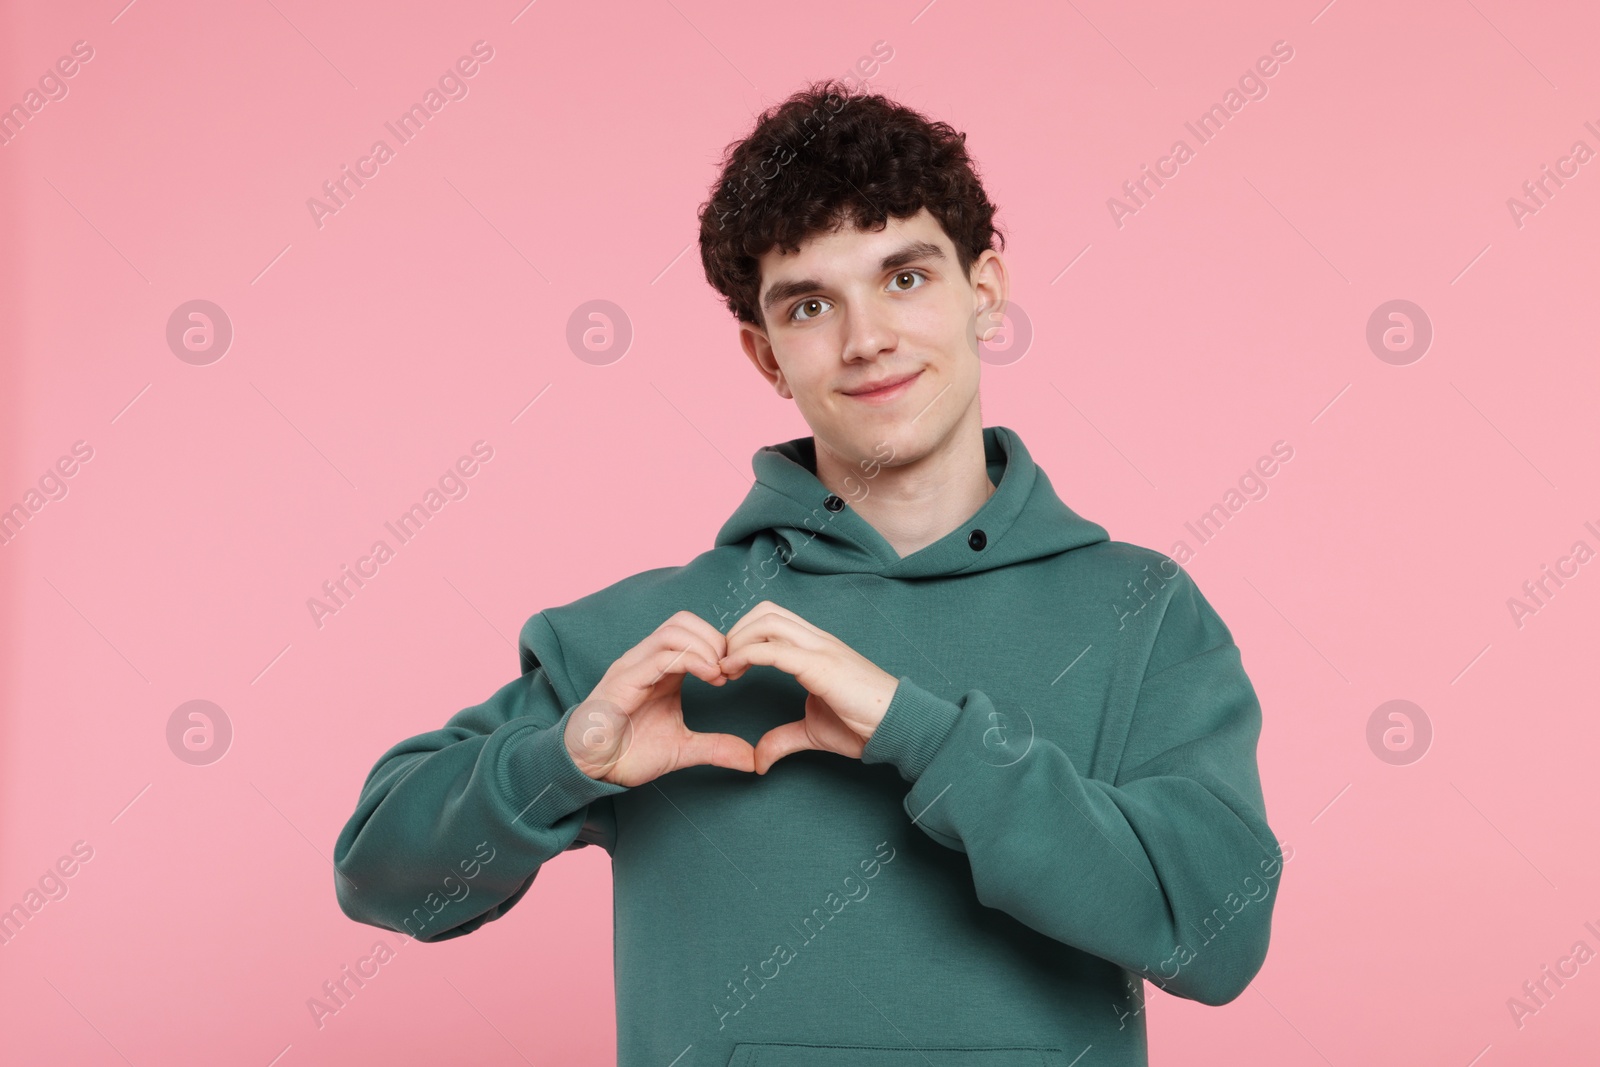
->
(697, 78), (1005, 329)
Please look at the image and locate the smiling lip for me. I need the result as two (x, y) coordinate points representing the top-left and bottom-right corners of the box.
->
(843, 370), (922, 402)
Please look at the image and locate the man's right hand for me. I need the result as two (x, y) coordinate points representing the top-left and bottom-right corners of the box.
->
(563, 611), (756, 786)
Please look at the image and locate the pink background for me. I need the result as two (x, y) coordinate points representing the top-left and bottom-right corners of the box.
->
(3, 0), (1597, 1063)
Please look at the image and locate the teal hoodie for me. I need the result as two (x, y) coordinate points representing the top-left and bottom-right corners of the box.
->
(334, 424), (1282, 1066)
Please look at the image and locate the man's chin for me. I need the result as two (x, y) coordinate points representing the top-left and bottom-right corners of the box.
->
(817, 424), (914, 473)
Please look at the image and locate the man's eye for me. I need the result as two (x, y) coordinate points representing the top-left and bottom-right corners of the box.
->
(889, 270), (927, 292)
(791, 297), (831, 322)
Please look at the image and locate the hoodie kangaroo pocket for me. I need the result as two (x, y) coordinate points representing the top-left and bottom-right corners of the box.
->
(725, 1043), (1073, 1066)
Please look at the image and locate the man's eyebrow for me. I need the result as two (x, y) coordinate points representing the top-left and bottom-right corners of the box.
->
(760, 240), (948, 314)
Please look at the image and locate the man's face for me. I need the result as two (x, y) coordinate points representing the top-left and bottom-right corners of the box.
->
(739, 206), (1007, 474)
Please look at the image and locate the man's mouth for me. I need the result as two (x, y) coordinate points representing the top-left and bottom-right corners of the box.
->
(843, 369), (922, 402)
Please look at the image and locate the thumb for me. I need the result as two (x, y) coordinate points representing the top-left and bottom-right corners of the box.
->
(676, 730), (758, 775)
(753, 720), (817, 775)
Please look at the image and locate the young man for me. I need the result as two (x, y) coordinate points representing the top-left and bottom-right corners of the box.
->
(334, 80), (1282, 1066)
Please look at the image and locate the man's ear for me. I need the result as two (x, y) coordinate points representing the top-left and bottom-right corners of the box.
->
(740, 323), (791, 399)
(969, 249), (1009, 344)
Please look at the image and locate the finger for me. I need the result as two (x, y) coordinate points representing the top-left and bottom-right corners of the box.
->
(752, 721), (816, 774)
(720, 635), (814, 681)
(644, 644), (724, 688)
(655, 621), (727, 669)
(605, 645), (718, 707)
(723, 600), (768, 644)
(724, 614), (825, 664)
(665, 626), (733, 684)
(737, 600), (833, 642)
(726, 599), (810, 644)
(658, 610), (730, 660)
(613, 618), (720, 680)
(676, 730), (757, 775)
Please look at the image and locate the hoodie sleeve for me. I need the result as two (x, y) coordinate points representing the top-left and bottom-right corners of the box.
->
(859, 567), (1281, 1006)
(332, 611), (629, 943)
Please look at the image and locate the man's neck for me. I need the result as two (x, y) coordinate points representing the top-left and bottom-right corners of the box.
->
(813, 415), (997, 561)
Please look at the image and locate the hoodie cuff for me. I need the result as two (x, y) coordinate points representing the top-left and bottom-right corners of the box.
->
(497, 705), (629, 827)
(861, 676), (963, 783)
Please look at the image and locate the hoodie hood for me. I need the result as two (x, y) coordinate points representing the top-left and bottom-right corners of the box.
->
(713, 424), (1109, 579)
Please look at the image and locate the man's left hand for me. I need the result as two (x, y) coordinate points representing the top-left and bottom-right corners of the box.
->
(719, 600), (899, 774)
